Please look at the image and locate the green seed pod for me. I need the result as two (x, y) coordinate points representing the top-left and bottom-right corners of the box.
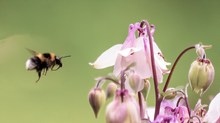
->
(188, 58), (214, 95)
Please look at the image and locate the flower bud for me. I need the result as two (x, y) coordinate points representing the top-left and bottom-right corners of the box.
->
(128, 72), (144, 93)
(88, 88), (106, 118)
(163, 88), (177, 100)
(106, 82), (117, 99)
(106, 89), (141, 123)
(141, 79), (150, 100)
(188, 58), (214, 95)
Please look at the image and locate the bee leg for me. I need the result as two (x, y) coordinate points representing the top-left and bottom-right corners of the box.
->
(51, 64), (61, 71)
(44, 68), (48, 75)
(42, 69), (45, 75)
(36, 70), (42, 83)
(42, 68), (48, 76)
(51, 64), (56, 71)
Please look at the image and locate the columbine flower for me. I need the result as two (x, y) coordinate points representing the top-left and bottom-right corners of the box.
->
(188, 44), (215, 95)
(158, 100), (189, 123)
(158, 90), (190, 123)
(88, 20), (217, 123)
(190, 99), (207, 122)
(153, 115), (178, 123)
(105, 89), (141, 123)
(90, 22), (170, 83)
(134, 24), (170, 83)
(204, 93), (220, 123)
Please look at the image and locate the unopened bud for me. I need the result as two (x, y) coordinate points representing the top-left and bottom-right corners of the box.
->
(128, 72), (144, 93)
(188, 58), (214, 95)
(106, 82), (117, 99)
(163, 88), (177, 100)
(88, 88), (106, 118)
(141, 79), (151, 100)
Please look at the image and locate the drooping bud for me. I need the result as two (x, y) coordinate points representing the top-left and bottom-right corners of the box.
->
(106, 89), (141, 123)
(188, 58), (214, 95)
(88, 88), (106, 118)
(162, 88), (177, 100)
(141, 79), (151, 100)
(128, 72), (144, 93)
(106, 82), (117, 99)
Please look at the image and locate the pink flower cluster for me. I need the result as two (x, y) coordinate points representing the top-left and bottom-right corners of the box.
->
(88, 20), (219, 123)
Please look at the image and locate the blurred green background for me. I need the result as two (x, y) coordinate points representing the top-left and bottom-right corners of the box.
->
(0, 1), (219, 123)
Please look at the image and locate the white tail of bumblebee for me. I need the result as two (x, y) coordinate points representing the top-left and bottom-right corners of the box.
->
(25, 59), (36, 70)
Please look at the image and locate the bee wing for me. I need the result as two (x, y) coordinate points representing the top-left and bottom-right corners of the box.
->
(26, 48), (39, 55)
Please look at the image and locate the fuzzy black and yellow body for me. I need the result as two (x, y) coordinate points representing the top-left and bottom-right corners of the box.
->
(25, 49), (70, 82)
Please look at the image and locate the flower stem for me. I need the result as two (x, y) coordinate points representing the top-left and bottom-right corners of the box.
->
(163, 46), (195, 92)
(96, 77), (120, 88)
(120, 70), (125, 102)
(138, 92), (144, 119)
(143, 20), (161, 119)
(119, 64), (133, 102)
(176, 90), (191, 117)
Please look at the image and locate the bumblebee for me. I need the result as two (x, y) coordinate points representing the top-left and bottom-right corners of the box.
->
(25, 49), (70, 82)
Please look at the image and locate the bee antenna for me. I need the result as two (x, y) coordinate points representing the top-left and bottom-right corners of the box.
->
(59, 55), (71, 59)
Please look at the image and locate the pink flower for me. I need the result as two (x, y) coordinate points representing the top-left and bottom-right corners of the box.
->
(90, 22), (170, 83)
(158, 93), (190, 123)
(105, 89), (141, 123)
(204, 93), (220, 123)
(134, 25), (170, 83)
(190, 99), (207, 122)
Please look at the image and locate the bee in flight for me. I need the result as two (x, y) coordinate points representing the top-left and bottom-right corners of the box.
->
(25, 49), (70, 82)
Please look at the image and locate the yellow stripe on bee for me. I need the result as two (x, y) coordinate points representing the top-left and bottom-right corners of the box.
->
(36, 53), (56, 62)
(50, 53), (55, 61)
(36, 54), (46, 62)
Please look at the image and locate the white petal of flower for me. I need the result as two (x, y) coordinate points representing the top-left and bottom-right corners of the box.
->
(146, 107), (155, 121)
(89, 44), (122, 69)
(133, 50), (151, 79)
(118, 47), (141, 57)
(204, 93), (220, 123)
